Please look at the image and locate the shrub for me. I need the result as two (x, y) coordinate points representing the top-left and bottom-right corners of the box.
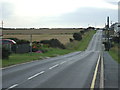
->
(40, 39), (65, 49)
(40, 40), (50, 44)
(2, 47), (11, 59)
(40, 49), (48, 53)
(17, 39), (30, 44)
(32, 47), (39, 52)
(32, 41), (39, 44)
(112, 36), (119, 43)
(73, 33), (82, 41)
(69, 38), (74, 42)
(49, 39), (65, 49)
(84, 28), (88, 32)
(80, 31), (84, 35)
(87, 27), (95, 30)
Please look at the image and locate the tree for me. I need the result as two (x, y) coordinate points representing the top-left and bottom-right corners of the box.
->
(73, 33), (82, 41)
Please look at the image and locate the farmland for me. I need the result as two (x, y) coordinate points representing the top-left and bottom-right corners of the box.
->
(3, 30), (96, 67)
(3, 28), (82, 44)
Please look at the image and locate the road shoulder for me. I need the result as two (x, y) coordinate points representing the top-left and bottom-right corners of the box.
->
(103, 51), (119, 88)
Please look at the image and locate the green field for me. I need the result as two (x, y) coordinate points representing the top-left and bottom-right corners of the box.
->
(2, 30), (96, 67)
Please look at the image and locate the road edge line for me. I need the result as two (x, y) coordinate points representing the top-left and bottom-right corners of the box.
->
(7, 84), (18, 90)
(90, 54), (100, 90)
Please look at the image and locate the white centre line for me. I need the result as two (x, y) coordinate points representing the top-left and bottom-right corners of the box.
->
(49, 64), (59, 69)
(60, 61), (67, 65)
(28, 71), (45, 80)
(8, 84), (18, 89)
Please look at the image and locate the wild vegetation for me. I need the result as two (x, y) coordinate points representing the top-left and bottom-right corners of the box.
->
(109, 44), (119, 63)
(109, 36), (119, 63)
(2, 28), (96, 67)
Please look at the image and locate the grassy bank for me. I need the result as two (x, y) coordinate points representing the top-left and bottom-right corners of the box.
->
(2, 30), (96, 67)
(66, 30), (96, 51)
(109, 44), (119, 63)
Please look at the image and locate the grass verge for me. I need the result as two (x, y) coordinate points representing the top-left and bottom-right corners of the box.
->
(66, 30), (96, 51)
(2, 48), (72, 67)
(2, 30), (96, 67)
(109, 44), (119, 63)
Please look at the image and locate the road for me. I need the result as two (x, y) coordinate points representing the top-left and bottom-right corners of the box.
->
(104, 52), (119, 88)
(2, 30), (103, 89)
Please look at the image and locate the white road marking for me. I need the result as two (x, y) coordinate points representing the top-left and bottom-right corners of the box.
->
(60, 61), (66, 65)
(49, 64), (59, 69)
(8, 84), (18, 89)
(28, 71), (45, 80)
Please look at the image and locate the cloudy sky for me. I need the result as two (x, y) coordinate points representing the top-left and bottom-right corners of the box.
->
(0, 0), (119, 28)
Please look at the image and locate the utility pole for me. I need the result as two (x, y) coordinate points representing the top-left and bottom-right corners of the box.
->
(105, 23), (107, 41)
(2, 20), (3, 29)
(107, 16), (110, 51)
(30, 34), (32, 54)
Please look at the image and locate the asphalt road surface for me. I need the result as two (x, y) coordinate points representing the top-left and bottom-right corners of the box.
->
(2, 30), (103, 89)
(104, 52), (119, 88)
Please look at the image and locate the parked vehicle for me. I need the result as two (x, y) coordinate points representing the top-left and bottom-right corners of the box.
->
(1, 39), (16, 52)
(0, 39), (16, 44)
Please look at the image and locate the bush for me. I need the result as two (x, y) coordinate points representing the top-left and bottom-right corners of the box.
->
(40, 49), (48, 53)
(49, 39), (65, 49)
(80, 31), (84, 35)
(17, 39), (30, 44)
(2, 47), (11, 59)
(32, 41), (39, 44)
(84, 28), (88, 32)
(40, 40), (50, 44)
(69, 38), (74, 42)
(40, 39), (65, 49)
(112, 36), (119, 43)
(32, 47), (39, 52)
(87, 27), (95, 30)
(73, 33), (82, 41)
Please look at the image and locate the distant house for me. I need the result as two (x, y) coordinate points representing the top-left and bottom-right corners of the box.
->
(111, 23), (120, 36)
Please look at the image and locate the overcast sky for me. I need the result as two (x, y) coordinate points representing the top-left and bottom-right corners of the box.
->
(0, 0), (119, 28)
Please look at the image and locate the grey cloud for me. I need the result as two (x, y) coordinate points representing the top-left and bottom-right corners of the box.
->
(104, 0), (119, 5)
(52, 7), (118, 27)
(27, 7), (118, 28)
(1, 2), (15, 19)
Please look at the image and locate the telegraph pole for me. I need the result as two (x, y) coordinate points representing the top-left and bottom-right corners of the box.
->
(30, 34), (32, 54)
(107, 16), (110, 51)
(2, 20), (3, 29)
